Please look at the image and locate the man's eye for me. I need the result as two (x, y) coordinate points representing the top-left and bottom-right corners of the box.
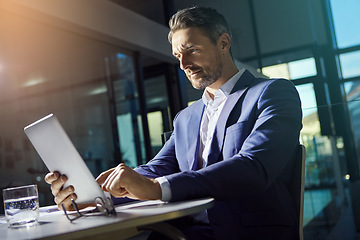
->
(189, 49), (197, 53)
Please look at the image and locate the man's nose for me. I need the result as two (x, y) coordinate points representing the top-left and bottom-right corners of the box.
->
(179, 55), (190, 70)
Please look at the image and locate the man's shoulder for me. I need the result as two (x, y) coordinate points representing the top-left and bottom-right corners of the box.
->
(230, 77), (297, 102)
(174, 99), (204, 120)
(248, 77), (294, 91)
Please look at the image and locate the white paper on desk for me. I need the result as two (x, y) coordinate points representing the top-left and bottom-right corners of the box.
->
(0, 216), (7, 224)
(39, 205), (96, 216)
(115, 200), (168, 215)
(65, 206), (97, 215)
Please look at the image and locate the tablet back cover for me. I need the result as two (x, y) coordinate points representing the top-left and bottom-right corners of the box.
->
(24, 114), (105, 204)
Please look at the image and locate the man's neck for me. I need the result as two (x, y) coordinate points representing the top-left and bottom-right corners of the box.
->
(206, 63), (239, 100)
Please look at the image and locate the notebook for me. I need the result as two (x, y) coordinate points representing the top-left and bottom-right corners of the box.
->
(24, 113), (106, 204)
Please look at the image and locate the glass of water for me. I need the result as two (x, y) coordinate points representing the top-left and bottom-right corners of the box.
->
(3, 184), (39, 228)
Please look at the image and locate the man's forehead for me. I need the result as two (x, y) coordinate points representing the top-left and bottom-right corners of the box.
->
(172, 27), (207, 40)
(171, 28), (208, 50)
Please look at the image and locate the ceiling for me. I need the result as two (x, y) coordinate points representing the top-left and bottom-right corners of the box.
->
(109, 0), (325, 70)
(110, 0), (167, 25)
(109, 0), (256, 63)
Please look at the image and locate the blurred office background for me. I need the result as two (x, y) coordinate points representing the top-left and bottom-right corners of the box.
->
(0, 0), (359, 239)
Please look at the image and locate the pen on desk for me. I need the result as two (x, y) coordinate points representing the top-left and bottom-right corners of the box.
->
(46, 208), (60, 213)
(39, 206), (59, 213)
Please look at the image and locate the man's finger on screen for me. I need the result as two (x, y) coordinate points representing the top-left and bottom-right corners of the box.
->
(95, 167), (116, 185)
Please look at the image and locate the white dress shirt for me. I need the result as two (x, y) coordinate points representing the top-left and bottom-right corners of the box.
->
(156, 70), (242, 202)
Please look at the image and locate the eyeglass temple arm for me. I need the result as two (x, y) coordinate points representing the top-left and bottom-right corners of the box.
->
(62, 200), (83, 222)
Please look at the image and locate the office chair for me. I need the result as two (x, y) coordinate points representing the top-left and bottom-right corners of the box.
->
(161, 131), (173, 145)
(289, 144), (306, 240)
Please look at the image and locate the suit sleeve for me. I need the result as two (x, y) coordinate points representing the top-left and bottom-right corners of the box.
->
(134, 126), (180, 179)
(166, 79), (302, 201)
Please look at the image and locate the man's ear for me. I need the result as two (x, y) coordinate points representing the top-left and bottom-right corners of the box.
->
(219, 33), (231, 53)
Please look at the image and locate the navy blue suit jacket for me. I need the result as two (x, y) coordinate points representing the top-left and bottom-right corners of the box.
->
(135, 69), (302, 240)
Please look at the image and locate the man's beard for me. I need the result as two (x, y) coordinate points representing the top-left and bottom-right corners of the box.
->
(187, 57), (223, 90)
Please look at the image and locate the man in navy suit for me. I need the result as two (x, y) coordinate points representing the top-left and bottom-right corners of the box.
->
(46, 6), (302, 240)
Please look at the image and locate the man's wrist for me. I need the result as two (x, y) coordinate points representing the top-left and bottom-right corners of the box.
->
(151, 179), (162, 200)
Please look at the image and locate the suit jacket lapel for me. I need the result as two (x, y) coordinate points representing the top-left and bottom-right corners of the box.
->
(207, 70), (255, 166)
(186, 100), (205, 170)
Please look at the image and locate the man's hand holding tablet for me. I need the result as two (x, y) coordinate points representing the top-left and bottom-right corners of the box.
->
(44, 163), (162, 210)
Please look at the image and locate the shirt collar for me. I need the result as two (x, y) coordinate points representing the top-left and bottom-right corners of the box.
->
(202, 69), (242, 106)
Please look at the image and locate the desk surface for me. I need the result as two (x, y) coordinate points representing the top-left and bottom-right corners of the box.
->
(0, 198), (214, 240)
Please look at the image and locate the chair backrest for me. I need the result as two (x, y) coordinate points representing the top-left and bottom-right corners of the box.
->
(161, 131), (173, 146)
(289, 144), (306, 240)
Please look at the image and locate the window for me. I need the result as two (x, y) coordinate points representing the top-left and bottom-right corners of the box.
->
(288, 58), (317, 80)
(147, 111), (164, 155)
(296, 83), (318, 118)
(262, 58), (317, 80)
(339, 50), (360, 79)
(330, 0), (360, 49)
(344, 80), (360, 165)
(296, 83), (338, 226)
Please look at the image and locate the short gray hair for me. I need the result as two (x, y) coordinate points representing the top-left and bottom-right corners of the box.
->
(168, 6), (232, 46)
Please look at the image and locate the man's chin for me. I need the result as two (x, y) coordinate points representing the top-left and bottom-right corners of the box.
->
(188, 77), (205, 90)
(190, 82), (207, 90)
(189, 76), (216, 90)
(192, 85), (205, 90)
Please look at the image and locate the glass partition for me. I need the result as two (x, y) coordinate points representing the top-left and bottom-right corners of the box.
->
(0, 8), (140, 208)
(144, 74), (170, 157)
(105, 53), (146, 168)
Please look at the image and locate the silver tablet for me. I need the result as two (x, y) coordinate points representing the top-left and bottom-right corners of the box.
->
(24, 114), (106, 204)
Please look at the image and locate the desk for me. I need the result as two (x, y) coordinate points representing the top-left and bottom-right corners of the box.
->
(0, 198), (214, 240)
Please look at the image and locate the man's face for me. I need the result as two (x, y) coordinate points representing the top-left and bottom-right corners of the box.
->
(171, 27), (223, 90)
